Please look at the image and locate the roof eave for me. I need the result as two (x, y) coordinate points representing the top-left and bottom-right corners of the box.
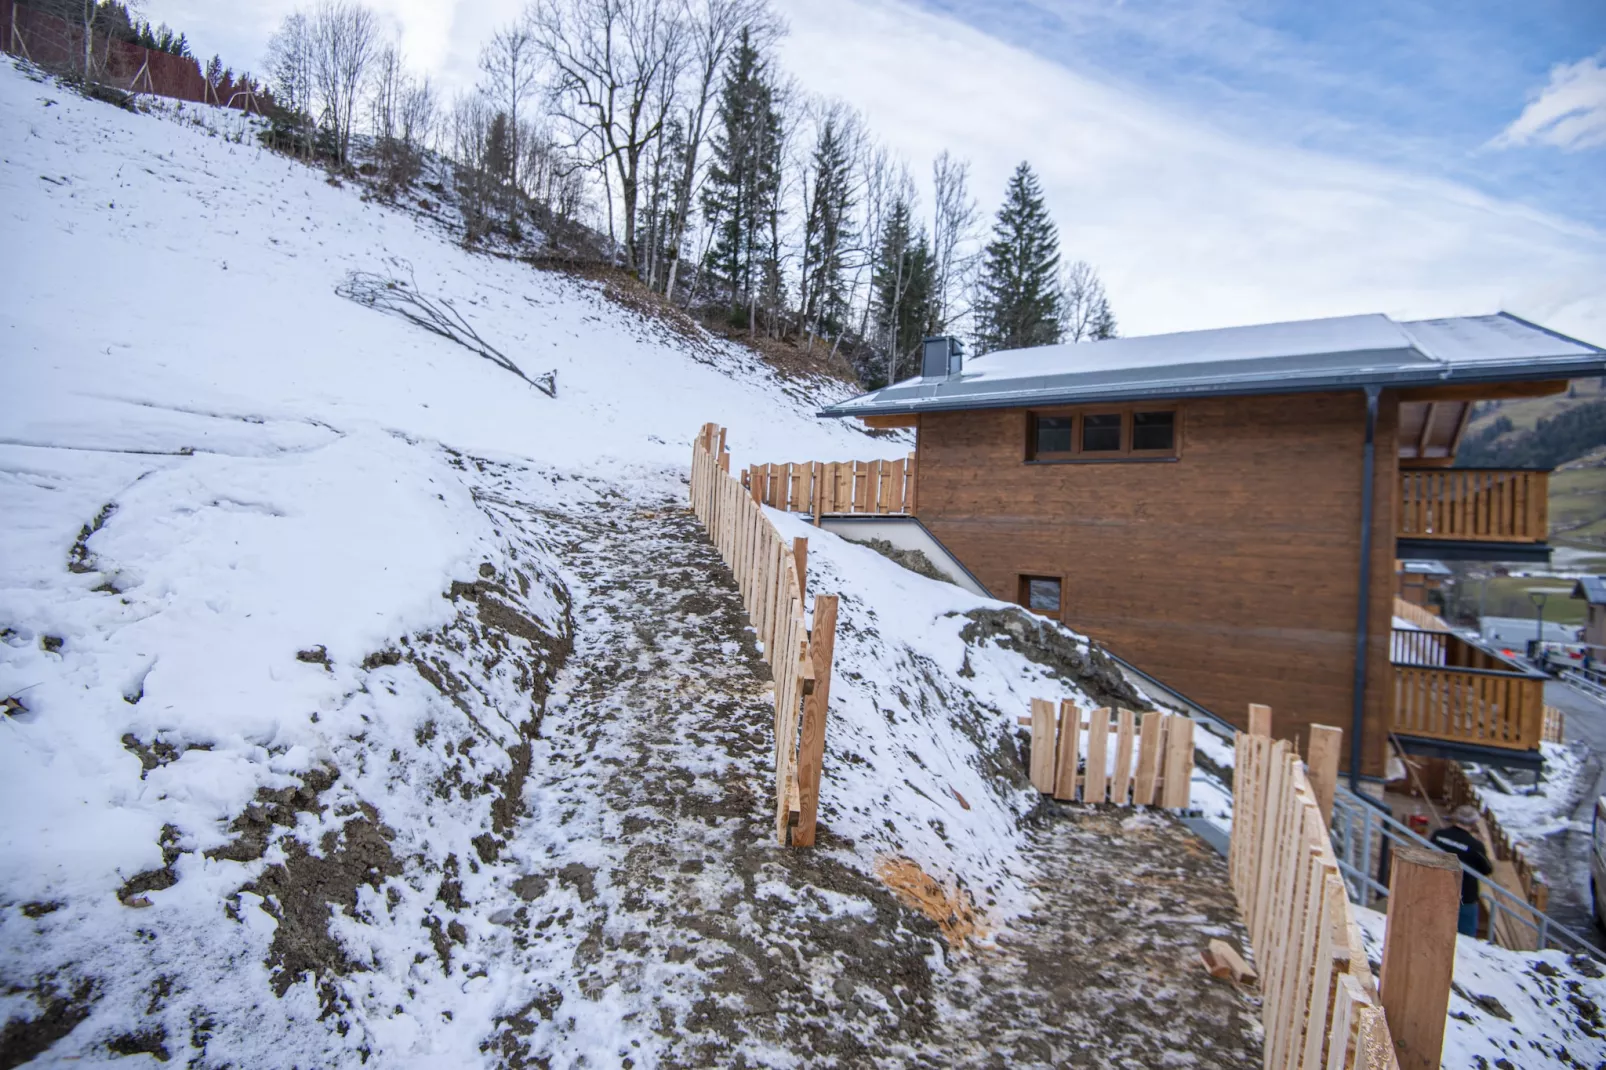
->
(818, 354), (1606, 419)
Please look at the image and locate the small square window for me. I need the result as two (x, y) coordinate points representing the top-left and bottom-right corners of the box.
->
(1132, 411), (1175, 451)
(1023, 576), (1061, 613)
(1082, 413), (1122, 452)
(1035, 416), (1073, 456)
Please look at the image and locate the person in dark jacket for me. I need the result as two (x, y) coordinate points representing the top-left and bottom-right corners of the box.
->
(1429, 805), (1494, 937)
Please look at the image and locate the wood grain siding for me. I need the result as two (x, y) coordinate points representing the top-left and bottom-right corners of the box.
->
(915, 391), (1399, 775)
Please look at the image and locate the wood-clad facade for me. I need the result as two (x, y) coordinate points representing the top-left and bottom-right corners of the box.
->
(914, 391), (1400, 776)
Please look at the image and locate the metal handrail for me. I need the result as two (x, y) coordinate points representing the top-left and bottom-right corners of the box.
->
(1390, 659), (1548, 680)
(1329, 785), (1604, 963)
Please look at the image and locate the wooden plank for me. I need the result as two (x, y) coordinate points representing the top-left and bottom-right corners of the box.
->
(1160, 715), (1194, 808)
(1379, 846), (1459, 1070)
(1326, 975), (1370, 1070)
(1085, 707), (1111, 803)
(1203, 939), (1258, 985)
(1053, 701), (1081, 801)
(888, 457), (906, 512)
(1029, 698), (1057, 792)
(1307, 724), (1343, 824)
(811, 461), (824, 525)
(1303, 872), (1347, 1070)
(792, 594), (838, 847)
(1249, 702), (1273, 738)
(794, 537), (808, 604)
(1112, 708), (1136, 805)
(1134, 710), (1162, 805)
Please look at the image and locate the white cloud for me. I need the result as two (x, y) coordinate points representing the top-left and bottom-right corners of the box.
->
(1492, 53), (1606, 152)
(772, 0), (1606, 344)
(157, 0), (1606, 346)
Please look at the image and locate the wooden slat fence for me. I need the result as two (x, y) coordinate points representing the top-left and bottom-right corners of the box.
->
(1231, 713), (1400, 1070)
(1397, 468), (1548, 543)
(1391, 597), (1450, 634)
(1019, 701), (1195, 807)
(690, 423), (839, 847)
(742, 454), (917, 518)
(1543, 703), (1565, 744)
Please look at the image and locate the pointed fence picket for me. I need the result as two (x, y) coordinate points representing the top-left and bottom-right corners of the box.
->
(691, 423), (839, 847)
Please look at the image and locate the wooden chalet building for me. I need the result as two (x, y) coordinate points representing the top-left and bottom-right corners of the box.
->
(817, 313), (1606, 777)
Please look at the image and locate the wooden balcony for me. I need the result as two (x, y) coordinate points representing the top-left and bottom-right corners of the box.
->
(1390, 628), (1546, 753)
(1397, 467), (1549, 545)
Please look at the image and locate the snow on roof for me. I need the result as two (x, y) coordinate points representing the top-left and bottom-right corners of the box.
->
(1399, 560), (1452, 576)
(1574, 576), (1606, 604)
(822, 311), (1606, 417)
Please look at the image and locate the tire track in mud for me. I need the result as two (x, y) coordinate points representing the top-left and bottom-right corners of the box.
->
(492, 485), (1261, 1068)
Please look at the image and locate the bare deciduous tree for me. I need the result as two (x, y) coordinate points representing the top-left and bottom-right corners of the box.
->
(1060, 259), (1118, 342)
(527, 0), (687, 274)
(479, 22), (541, 200)
(310, 0), (379, 166)
(267, 13), (317, 159)
(930, 149), (978, 335)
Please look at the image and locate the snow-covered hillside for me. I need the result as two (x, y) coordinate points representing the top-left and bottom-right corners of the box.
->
(1, 63), (1252, 1068)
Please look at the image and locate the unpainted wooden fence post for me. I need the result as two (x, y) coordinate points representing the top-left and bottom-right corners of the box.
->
(1306, 723), (1342, 823)
(792, 594), (838, 847)
(1379, 846), (1459, 1070)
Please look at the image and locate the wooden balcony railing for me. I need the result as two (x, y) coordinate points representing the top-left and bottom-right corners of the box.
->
(1397, 468), (1549, 543)
(1391, 628), (1546, 751)
(743, 454), (916, 517)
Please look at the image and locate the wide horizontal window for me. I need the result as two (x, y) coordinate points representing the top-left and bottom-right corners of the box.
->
(1026, 408), (1179, 462)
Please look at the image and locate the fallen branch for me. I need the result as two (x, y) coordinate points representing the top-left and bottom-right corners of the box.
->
(337, 264), (557, 397)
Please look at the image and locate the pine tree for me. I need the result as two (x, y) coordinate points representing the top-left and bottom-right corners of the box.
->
(701, 30), (782, 327)
(973, 162), (1063, 353)
(799, 115), (855, 343)
(1088, 298), (1117, 341)
(873, 199), (936, 386)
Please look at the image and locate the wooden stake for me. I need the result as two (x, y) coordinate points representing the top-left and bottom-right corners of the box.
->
(1085, 707), (1111, 803)
(1053, 701), (1081, 801)
(1112, 708), (1136, 805)
(794, 537), (808, 604)
(1248, 702), (1273, 738)
(1134, 710), (1162, 805)
(1029, 698), (1057, 792)
(1160, 715), (1194, 808)
(1379, 846), (1459, 1070)
(792, 595), (838, 847)
(1307, 723), (1343, 824)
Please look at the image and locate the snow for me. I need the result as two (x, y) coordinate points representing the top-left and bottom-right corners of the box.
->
(0, 62), (897, 1066)
(1476, 741), (1591, 848)
(1353, 905), (1606, 1069)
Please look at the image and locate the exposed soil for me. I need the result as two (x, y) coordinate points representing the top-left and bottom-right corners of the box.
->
(480, 488), (1258, 1067)
(0, 977), (95, 1070)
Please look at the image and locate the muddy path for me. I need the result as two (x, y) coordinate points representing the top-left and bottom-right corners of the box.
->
(490, 485), (1260, 1067)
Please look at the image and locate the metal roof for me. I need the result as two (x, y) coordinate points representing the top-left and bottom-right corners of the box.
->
(819, 312), (1606, 418)
(1398, 560), (1452, 576)
(1575, 576), (1606, 605)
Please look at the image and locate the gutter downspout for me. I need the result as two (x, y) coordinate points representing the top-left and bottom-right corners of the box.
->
(1350, 385), (1381, 793)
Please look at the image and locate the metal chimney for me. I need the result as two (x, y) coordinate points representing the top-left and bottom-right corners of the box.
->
(921, 336), (963, 378)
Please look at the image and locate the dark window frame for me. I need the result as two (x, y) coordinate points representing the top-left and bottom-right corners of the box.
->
(1018, 574), (1064, 617)
(1024, 405), (1181, 463)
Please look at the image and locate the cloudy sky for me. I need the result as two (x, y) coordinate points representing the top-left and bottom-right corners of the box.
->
(156, 0), (1606, 342)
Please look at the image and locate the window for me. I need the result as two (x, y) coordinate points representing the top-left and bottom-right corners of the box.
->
(1081, 413), (1123, 452)
(1131, 411), (1175, 452)
(1035, 416), (1073, 456)
(1021, 576), (1061, 614)
(1026, 407), (1180, 462)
